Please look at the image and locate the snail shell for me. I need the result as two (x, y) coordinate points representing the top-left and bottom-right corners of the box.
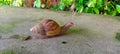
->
(30, 19), (61, 37)
(42, 19), (61, 37)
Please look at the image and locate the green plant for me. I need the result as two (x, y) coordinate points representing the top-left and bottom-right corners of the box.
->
(60, 0), (73, 10)
(116, 4), (120, 13)
(52, 0), (73, 10)
(75, 0), (120, 16)
(0, 0), (12, 5)
(0, 0), (120, 16)
(52, 0), (120, 16)
(75, 0), (84, 13)
(12, 0), (23, 7)
(34, 0), (40, 8)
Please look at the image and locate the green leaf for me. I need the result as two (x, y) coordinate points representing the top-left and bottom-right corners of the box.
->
(12, 0), (22, 7)
(110, 11), (117, 16)
(79, 0), (83, 5)
(116, 4), (120, 13)
(34, 0), (41, 8)
(93, 8), (99, 14)
(41, 4), (45, 8)
(76, 5), (83, 13)
(60, 0), (73, 7)
(88, 0), (95, 7)
(84, 7), (93, 13)
(84, 7), (89, 12)
(59, 2), (65, 10)
(97, 0), (104, 7)
(93, 0), (96, 4)
(52, 5), (59, 10)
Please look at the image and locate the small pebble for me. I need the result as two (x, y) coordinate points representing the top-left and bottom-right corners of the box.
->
(62, 41), (67, 44)
(21, 46), (25, 48)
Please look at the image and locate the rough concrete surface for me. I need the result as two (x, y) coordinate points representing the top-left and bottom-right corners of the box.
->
(0, 6), (120, 54)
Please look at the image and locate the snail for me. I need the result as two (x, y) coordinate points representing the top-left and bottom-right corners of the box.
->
(30, 19), (74, 39)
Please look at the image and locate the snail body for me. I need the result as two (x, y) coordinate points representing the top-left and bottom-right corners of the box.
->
(30, 19), (73, 39)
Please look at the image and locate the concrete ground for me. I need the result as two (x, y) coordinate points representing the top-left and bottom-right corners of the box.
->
(0, 6), (120, 54)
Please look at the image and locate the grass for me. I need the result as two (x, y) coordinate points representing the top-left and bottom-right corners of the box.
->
(0, 49), (15, 54)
